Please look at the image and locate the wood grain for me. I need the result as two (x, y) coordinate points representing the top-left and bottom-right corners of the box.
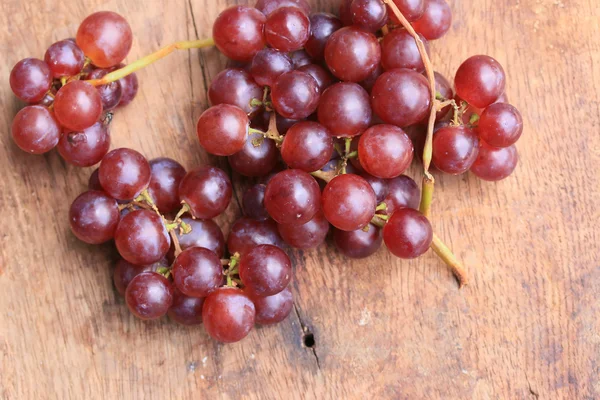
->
(1, 0), (599, 398)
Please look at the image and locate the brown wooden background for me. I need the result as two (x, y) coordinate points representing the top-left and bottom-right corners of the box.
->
(1, 0), (599, 398)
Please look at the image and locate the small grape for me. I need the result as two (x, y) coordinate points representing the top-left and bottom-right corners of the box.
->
(305, 13), (342, 60)
(57, 121), (110, 167)
(242, 184), (269, 221)
(54, 81), (103, 131)
(278, 210), (329, 249)
(115, 209), (170, 265)
(264, 169), (321, 225)
(324, 27), (381, 82)
(196, 104), (249, 156)
(11, 105), (61, 154)
(44, 40), (85, 78)
(265, 7), (311, 52)
(147, 158), (186, 214)
(322, 174), (376, 231)
(271, 71), (320, 120)
(125, 272), (173, 320)
(239, 244), (292, 297)
(411, 0), (452, 40)
(9, 58), (52, 103)
(383, 208), (432, 259)
(249, 286), (294, 325)
(172, 247), (223, 298)
(202, 287), (256, 343)
(98, 148), (151, 200)
(168, 289), (205, 326)
(76, 11), (133, 68)
(333, 223), (382, 258)
(455, 55), (506, 109)
(179, 166), (232, 219)
(228, 217), (285, 256)
(69, 190), (119, 244)
(477, 103), (523, 148)
(358, 124), (414, 179)
(212, 6), (266, 62)
(209, 68), (263, 115)
(470, 142), (518, 181)
(432, 126), (479, 174)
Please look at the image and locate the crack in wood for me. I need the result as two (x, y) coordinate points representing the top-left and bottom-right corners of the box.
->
(293, 303), (321, 370)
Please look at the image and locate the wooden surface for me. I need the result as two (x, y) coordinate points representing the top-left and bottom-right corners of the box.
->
(1, 0), (599, 399)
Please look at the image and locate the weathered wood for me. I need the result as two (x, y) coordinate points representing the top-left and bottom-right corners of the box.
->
(1, 0), (599, 398)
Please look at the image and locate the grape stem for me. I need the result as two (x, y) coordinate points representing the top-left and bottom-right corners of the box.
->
(86, 38), (215, 86)
(249, 113), (284, 144)
(169, 229), (183, 257)
(431, 234), (468, 288)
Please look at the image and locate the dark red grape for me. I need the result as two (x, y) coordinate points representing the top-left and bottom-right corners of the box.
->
(432, 125), (479, 174)
(359, 63), (384, 92)
(360, 173), (389, 203)
(383, 208), (432, 259)
(125, 272), (173, 320)
(243, 184), (269, 221)
(318, 82), (371, 137)
(333, 223), (382, 258)
(250, 48), (293, 87)
(213, 6), (266, 62)
(196, 104), (249, 156)
(99, 148), (151, 200)
(371, 68), (431, 127)
(271, 71), (320, 119)
(383, 175), (420, 214)
(175, 217), (225, 258)
(116, 65), (139, 107)
(86, 68), (122, 110)
(455, 55), (506, 109)
(202, 287), (255, 343)
(76, 11), (133, 68)
(470, 142), (518, 181)
(324, 27), (381, 82)
(477, 103), (523, 148)
(113, 258), (164, 296)
(168, 289), (205, 326)
(278, 210), (329, 249)
(264, 169), (321, 225)
(179, 166), (232, 219)
(276, 114), (300, 135)
(297, 64), (336, 93)
(389, 0), (425, 22)
(10, 58), (52, 103)
(381, 29), (429, 73)
(322, 174), (376, 231)
(115, 209), (170, 265)
(11, 105), (60, 154)
(249, 286), (293, 325)
(411, 0), (452, 40)
(69, 190), (119, 244)
(256, 0), (311, 16)
(339, 0), (354, 25)
(209, 68), (263, 115)
(228, 132), (278, 177)
(228, 217), (284, 256)
(58, 121), (110, 167)
(350, 0), (388, 32)
(88, 168), (103, 191)
(147, 158), (186, 214)
(358, 124), (414, 178)
(172, 247), (222, 298)
(239, 244), (291, 297)
(265, 7), (310, 52)
(281, 121), (333, 172)
(54, 80), (103, 131)
(44, 40), (85, 78)
(305, 13), (342, 60)
(290, 49), (313, 69)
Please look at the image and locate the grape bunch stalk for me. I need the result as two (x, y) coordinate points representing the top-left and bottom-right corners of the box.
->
(8, 0), (524, 343)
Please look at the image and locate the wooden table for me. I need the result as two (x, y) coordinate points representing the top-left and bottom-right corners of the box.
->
(1, 0), (598, 398)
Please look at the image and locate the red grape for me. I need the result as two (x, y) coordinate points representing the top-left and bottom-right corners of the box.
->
(333, 223), (382, 258)
(388, 0), (425, 22)
(250, 48), (293, 87)
(360, 173), (389, 203)
(11, 105), (60, 154)
(113, 258), (164, 296)
(202, 287), (256, 343)
(99, 148), (151, 200)
(196, 104), (249, 156)
(249, 286), (293, 325)
(242, 184), (270, 221)
(339, 0), (354, 25)
(115, 209), (170, 265)
(324, 27), (381, 82)
(69, 190), (119, 244)
(383, 175), (421, 214)
(477, 103), (523, 148)
(322, 174), (376, 231)
(296, 64), (336, 93)
(228, 132), (278, 177)
(264, 169), (321, 225)
(209, 68), (263, 115)
(455, 55), (506, 109)
(411, 0), (452, 40)
(76, 11), (133, 68)
(125, 272), (173, 320)
(359, 63), (384, 92)
(58, 121), (110, 167)
(381, 29), (429, 73)
(278, 210), (329, 249)
(168, 289), (205, 326)
(54, 80), (103, 131)
(44, 40), (85, 78)
(290, 49), (313, 69)
(178, 166), (232, 219)
(271, 71), (320, 119)
(86, 68), (122, 110)
(383, 208), (432, 259)
(10, 58), (52, 103)
(432, 125), (479, 174)
(88, 168), (103, 192)
(470, 142), (518, 181)
(358, 125), (414, 178)
(265, 7), (311, 52)
(227, 217), (284, 256)
(305, 13), (342, 60)
(147, 158), (186, 214)
(281, 121), (333, 172)
(116, 65), (139, 108)
(175, 217), (226, 258)
(212, 6), (266, 62)
(350, 0), (388, 32)
(318, 82), (371, 137)
(172, 247), (222, 298)
(256, 0), (311, 16)
(239, 244), (291, 297)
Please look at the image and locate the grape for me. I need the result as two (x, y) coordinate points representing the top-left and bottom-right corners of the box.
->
(432, 126), (479, 174)
(58, 121), (110, 167)
(360, 173), (389, 203)
(271, 71), (320, 119)
(322, 174), (376, 231)
(383, 175), (421, 214)
(88, 168), (103, 191)
(296, 64), (336, 93)
(239, 244), (291, 297)
(174, 217), (225, 258)
(264, 169), (321, 225)
(359, 63), (384, 92)
(324, 27), (381, 82)
(249, 286), (293, 325)
(113, 258), (164, 296)
(371, 69), (431, 127)
(358, 124), (414, 178)
(333, 223), (382, 258)
(411, 0), (452, 40)
(276, 114), (300, 135)
(212, 6), (266, 62)
(99, 148), (151, 200)
(317, 82), (371, 137)
(178, 166), (232, 219)
(202, 287), (255, 343)
(278, 210), (329, 249)
(125, 272), (173, 320)
(115, 209), (170, 265)
(69, 190), (119, 244)
(54, 81), (103, 131)
(381, 29), (429, 73)
(35, 89), (57, 108)
(76, 11), (132, 68)
(10, 58), (52, 103)
(11, 105), (60, 154)
(196, 104), (249, 156)
(470, 142), (518, 181)
(388, 0), (425, 22)
(116, 65), (139, 108)
(477, 103), (523, 148)
(44, 40), (85, 78)
(242, 184), (270, 221)
(228, 132), (278, 177)
(250, 48), (293, 87)
(265, 7), (310, 52)
(86, 69), (122, 111)
(383, 208), (432, 259)
(350, 0), (388, 32)
(281, 121), (333, 172)
(172, 247), (222, 298)
(228, 217), (284, 256)
(455, 55), (506, 109)
(147, 158), (186, 214)
(256, 0), (311, 16)
(305, 13), (342, 60)
(168, 289), (205, 326)
(209, 68), (263, 115)
(431, 71), (454, 120)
